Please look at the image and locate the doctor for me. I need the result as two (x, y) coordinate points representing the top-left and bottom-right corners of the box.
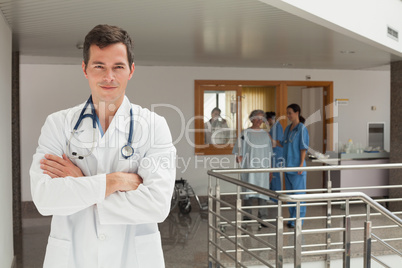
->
(30, 24), (176, 267)
(281, 104), (309, 228)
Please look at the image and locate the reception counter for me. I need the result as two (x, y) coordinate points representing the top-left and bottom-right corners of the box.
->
(313, 152), (389, 197)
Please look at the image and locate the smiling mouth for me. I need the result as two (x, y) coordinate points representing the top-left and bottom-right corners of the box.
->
(99, 84), (118, 90)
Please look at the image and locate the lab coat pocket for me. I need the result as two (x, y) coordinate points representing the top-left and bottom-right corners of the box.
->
(43, 236), (71, 268)
(135, 232), (165, 268)
(117, 152), (142, 173)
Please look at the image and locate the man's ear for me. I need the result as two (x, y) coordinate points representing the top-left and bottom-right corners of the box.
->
(82, 61), (88, 78)
(128, 62), (135, 80)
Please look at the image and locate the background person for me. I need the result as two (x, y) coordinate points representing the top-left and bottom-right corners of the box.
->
(204, 107), (229, 144)
(30, 24), (176, 267)
(265, 111), (284, 202)
(280, 103), (309, 228)
(232, 109), (273, 228)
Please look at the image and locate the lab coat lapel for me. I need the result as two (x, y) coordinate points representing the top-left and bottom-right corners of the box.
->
(68, 107), (99, 152)
(115, 96), (133, 144)
(116, 96), (132, 133)
(65, 101), (100, 175)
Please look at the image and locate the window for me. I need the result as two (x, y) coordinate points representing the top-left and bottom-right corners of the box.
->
(203, 89), (237, 145)
(194, 84), (242, 155)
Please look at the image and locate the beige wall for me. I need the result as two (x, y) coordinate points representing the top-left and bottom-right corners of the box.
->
(21, 63), (390, 200)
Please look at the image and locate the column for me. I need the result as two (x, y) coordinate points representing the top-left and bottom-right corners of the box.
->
(390, 61), (402, 211)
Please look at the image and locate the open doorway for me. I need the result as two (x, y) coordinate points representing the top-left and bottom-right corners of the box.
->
(302, 87), (324, 154)
(287, 86), (328, 189)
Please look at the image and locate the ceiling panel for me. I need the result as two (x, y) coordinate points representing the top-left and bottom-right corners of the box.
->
(1, 0), (400, 69)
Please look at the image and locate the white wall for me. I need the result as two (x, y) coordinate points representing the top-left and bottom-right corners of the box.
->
(20, 62), (390, 201)
(261, 0), (402, 55)
(0, 12), (14, 268)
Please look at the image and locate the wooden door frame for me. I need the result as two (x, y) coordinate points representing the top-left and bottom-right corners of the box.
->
(194, 80), (334, 155)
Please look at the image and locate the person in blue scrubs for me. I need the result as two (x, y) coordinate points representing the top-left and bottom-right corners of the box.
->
(265, 112), (284, 203)
(280, 104), (309, 228)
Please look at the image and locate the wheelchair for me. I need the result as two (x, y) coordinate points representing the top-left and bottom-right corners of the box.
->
(170, 178), (207, 214)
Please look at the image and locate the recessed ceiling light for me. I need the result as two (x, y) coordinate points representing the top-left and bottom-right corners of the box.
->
(282, 63), (293, 67)
(340, 50), (355, 54)
(76, 43), (84, 49)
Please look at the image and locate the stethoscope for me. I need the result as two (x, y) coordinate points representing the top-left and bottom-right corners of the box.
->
(66, 96), (134, 160)
(284, 124), (300, 144)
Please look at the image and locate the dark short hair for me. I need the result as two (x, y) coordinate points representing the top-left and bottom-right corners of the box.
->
(211, 107), (221, 114)
(265, 111), (276, 119)
(83, 24), (134, 70)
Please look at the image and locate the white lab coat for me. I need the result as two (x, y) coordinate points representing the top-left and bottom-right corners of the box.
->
(30, 96), (176, 268)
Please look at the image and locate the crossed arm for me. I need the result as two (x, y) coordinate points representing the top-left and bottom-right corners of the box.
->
(40, 153), (143, 197)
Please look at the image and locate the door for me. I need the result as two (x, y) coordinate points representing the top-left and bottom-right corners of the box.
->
(301, 87), (324, 154)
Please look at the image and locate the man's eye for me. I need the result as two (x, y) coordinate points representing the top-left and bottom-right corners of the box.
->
(94, 65), (103, 69)
(115, 66), (124, 69)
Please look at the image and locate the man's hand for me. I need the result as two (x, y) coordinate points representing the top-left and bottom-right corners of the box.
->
(105, 172), (143, 197)
(40, 154), (84, 178)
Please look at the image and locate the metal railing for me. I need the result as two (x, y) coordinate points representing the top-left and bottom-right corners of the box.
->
(207, 164), (402, 268)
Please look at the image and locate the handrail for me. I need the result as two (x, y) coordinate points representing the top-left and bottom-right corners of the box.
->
(208, 163), (402, 268)
(371, 233), (402, 258)
(210, 162), (402, 174)
(208, 166), (402, 227)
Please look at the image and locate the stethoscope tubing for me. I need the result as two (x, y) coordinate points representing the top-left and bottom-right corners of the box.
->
(67, 96), (134, 159)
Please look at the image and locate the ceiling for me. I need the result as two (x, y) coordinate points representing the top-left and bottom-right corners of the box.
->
(1, 0), (401, 70)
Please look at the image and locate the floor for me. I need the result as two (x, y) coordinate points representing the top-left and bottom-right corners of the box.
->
(21, 202), (401, 268)
(21, 207), (209, 268)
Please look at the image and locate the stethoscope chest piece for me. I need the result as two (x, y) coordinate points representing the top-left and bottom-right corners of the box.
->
(121, 144), (134, 159)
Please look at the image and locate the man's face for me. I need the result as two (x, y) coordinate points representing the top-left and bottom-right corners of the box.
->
(211, 110), (221, 121)
(82, 43), (134, 108)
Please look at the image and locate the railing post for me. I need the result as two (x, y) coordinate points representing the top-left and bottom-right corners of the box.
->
(235, 185), (242, 267)
(326, 170), (332, 268)
(364, 205), (372, 268)
(276, 200), (283, 268)
(215, 181), (221, 266)
(294, 202), (302, 268)
(343, 200), (351, 268)
(208, 175), (213, 268)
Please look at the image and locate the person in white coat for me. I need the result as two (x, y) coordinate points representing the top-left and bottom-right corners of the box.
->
(30, 24), (176, 268)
